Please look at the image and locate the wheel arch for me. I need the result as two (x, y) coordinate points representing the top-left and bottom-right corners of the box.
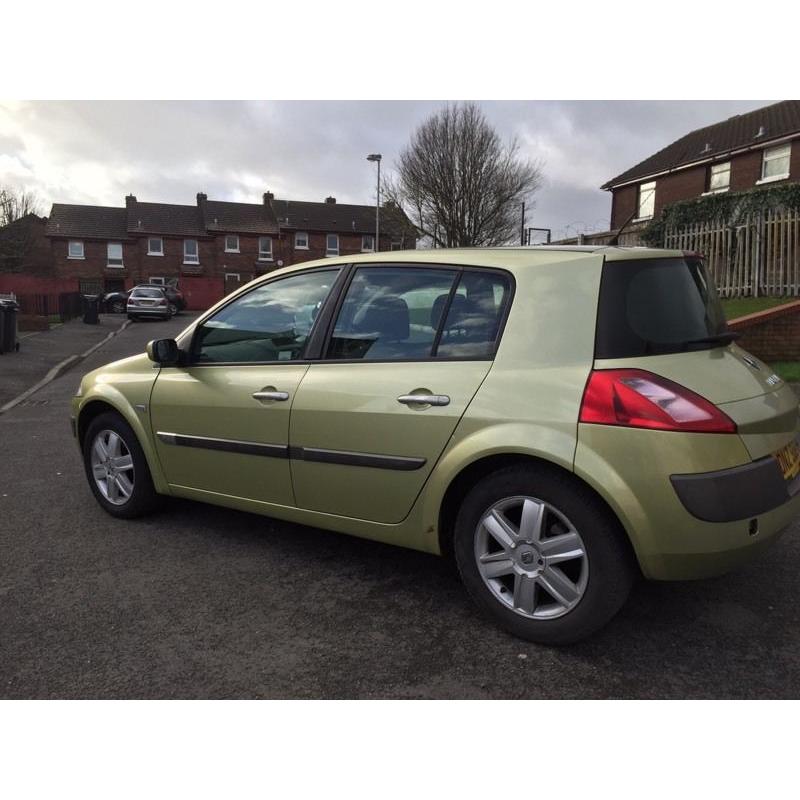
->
(436, 452), (639, 572)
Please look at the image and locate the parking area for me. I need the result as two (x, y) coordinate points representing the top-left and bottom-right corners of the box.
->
(1, 316), (799, 699)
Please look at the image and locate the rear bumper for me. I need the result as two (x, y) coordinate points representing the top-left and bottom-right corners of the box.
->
(671, 456), (798, 522)
(128, 307), (169, 318)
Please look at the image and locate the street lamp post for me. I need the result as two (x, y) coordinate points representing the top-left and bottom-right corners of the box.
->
(367, 153), (382, 251)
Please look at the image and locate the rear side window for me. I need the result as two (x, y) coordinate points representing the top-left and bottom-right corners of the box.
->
(595, 257), (728, 358)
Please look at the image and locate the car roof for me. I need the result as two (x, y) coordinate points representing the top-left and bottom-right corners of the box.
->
(261, 245), (689, 281)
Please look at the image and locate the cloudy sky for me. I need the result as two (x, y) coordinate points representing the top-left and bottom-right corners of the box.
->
(0, 100), (767, 240)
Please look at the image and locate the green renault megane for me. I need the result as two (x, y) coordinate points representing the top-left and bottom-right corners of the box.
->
(71, 246), (800, 643)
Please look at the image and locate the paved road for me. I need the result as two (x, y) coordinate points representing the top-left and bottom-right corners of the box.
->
(1, 317), (799, 698)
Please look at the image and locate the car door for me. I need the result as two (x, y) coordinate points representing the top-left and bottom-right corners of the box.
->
(150, 267), (342, 505)
(289, 264), (513, 523)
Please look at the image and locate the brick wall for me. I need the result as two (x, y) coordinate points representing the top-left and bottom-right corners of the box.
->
(728, 301), (800, 363)
(609, 137), (800, 229)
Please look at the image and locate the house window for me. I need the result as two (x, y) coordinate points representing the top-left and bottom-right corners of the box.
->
(184, 239), (199, 264)
(225, 234), (240, 253)
(708, 161), (731, 193)
(760, 144), (791, 183)
(68, 241), (84, 259)
(390, 241), (403, 251)
(362, 234), (375, 252)
(295, 231), (309, 250)
(149, 276), (165, 285)
(258, 237), (273, 260)
(636, 181), (656, 219)
(107, 242), (124, 268)
(147, 237), (164, 256)
(326, 234), (339, 256)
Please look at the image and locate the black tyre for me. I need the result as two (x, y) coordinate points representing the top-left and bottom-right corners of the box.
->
(453, 464), (635, 645)
(167, 303), (178, 316)
(127, 314), (137, 321)
(82, 411), (161, 519)
(111, 300), (125, 313)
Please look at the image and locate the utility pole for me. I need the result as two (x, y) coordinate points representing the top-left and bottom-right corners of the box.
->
(520, 201), (526, 245)
(367, 153), (382, 250)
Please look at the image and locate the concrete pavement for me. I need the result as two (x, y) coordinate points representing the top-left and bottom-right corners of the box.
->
(1, 318), (799, 698)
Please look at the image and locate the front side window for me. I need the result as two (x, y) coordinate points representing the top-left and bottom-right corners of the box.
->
(326, 233), (339, 256)
(195, 269), (340, 364)
(362, 234), (375, 252)
(68, 240), (84, 259)
(708, 161), (731, 192)
(327, 267), (458, 361)
(637, 181), (656, 219)
(762, 144), (791, 181)
(107, 242), (123, 267)
(258, 236), (273, 260)
(295, 231), (309, 250)
(147, 237), (164, 255)
(225, 234), (240, 253)
(184, 239), (199, 264)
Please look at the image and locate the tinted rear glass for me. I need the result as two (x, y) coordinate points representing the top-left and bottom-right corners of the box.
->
(132, 288), (164, 298)
(595, 257), (728, 358)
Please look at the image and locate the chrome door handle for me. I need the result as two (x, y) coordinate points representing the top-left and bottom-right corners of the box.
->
(397, 394), (450, 407)
(252, 391), (289, 401)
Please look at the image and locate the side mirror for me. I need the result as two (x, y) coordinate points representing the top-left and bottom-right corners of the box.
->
(146, 338), (180, 366)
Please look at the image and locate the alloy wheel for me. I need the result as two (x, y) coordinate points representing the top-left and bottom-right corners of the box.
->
(474, 495), (588, 620)
(90, 429), (135, 506)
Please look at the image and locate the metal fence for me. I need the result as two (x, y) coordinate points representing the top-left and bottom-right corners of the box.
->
(14, 292), (83, 322)
(663, 208), (800, 298)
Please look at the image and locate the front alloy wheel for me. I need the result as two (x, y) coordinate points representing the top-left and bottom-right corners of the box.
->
(475, 496), (588, 619)
(90, 429), (135, 505)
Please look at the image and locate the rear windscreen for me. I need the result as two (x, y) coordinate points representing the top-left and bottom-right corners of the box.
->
(595, 257), (728, 358)
(132, 288), (164, 299)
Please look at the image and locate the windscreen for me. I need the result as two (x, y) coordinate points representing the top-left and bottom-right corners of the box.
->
(595, 257), (728, 358)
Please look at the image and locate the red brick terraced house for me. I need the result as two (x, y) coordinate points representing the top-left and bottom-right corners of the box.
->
(603, 100), (800, 232)
(0, 191), (416, 310)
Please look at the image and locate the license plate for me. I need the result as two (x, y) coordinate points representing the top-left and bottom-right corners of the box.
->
(774, 437), (800, 481)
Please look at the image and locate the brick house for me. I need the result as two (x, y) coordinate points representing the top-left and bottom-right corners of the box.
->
(603, 100), (800, 231)
(0, 191), (416, 310)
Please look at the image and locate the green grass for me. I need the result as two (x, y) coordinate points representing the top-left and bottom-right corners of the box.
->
(770, 362), (800, 383)
(721, 296), (795, 320)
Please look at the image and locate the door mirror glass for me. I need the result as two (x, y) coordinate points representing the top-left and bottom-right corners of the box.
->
(195, 269), (340, 363)
(147, 338), (180, 365)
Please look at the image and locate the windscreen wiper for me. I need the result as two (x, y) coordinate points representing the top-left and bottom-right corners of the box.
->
(680, 331), (740, 349)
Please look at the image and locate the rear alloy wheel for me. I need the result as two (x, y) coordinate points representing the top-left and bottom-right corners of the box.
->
(167, 303), (178, 316)
(453, 465), (634, 645)
(111, 300), (125, 313)
(83, 412), (161, 518)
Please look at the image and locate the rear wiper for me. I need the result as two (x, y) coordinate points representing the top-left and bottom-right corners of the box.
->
(680, 331), (740, 349)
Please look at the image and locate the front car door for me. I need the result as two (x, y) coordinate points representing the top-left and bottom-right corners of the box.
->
(289, 264), (513, 523)
(150, 267), (342, 506)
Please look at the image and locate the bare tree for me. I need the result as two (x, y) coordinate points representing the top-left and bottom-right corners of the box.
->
(385, 103), (543, 247)
(0, 186), (41, 227)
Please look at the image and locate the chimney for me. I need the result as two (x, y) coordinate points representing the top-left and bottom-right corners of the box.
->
(263, 191), (274, 204)
(196, 192), (207, 206)
(325, 196), (336, 204)
(125, 194), (137, 206)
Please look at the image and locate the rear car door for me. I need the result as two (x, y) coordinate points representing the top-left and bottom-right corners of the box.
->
(289, 264), (513, 523)
(150, 267), (341, 505)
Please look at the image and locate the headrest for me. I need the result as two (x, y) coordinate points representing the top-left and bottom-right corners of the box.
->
(358, 295), (409, 341)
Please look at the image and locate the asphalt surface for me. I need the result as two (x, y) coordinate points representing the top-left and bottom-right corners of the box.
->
(1, 317), (799, 699)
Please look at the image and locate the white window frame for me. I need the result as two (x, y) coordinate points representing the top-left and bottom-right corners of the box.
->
(107, 242), (124, 268)
(68, 240), (84, 260)
(635, 181), (656, 221)
(325, 233), (339, 257)
(705, 161), (731, 194)
(758, 144), (791, 185)
(390, 241), (403, 251)
(294, 231), (309, 250)
(147, 237), (164, 256)
(224, 234), (240, 253)
(361, 234), (375, 252)
(258, 236), (273, 261)
(225, 272), (241, 282)
(183, 239), (199, 265)
(148, 276), (166, 285)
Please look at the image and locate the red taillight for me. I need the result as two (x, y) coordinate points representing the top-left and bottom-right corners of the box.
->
(579, 369), (737, 434)
(128, 299), (137, 306)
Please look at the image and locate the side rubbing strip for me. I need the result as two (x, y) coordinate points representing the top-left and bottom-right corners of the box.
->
(156, 432), (426, 471)
(298, 446), (426, 471)
(156, 431), (288, 459)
